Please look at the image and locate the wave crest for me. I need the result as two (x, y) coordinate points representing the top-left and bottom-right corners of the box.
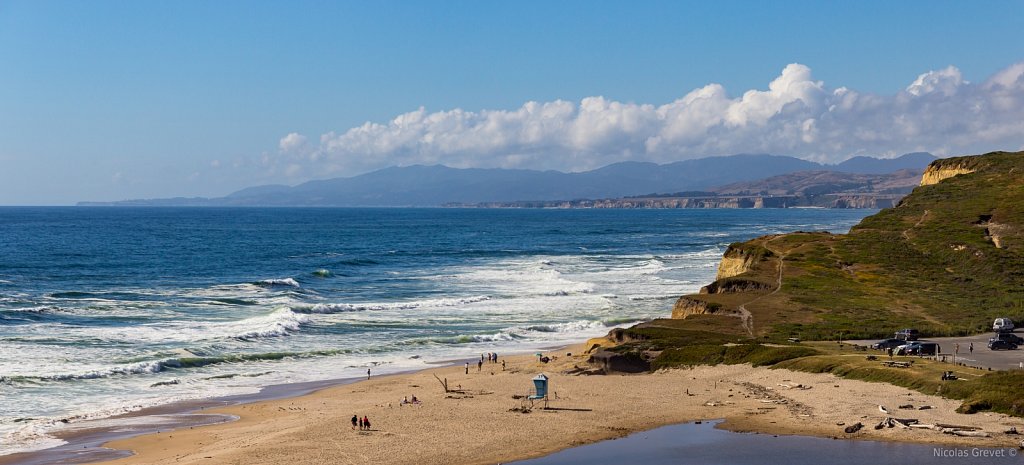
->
(291, 296), (491, 314)
(231, 308), (309, 339)
(254, 278), (300, 288)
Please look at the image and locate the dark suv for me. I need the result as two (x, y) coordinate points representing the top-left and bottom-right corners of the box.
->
(913, 342), (940, 355)
(988, 339), (1018, 350)
(894, 329), (920, 341)
(992, 333), (1024, 345)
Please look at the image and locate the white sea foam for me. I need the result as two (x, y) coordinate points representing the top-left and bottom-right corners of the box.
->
(255, 278), (301, 288)
(0, 424), (67, 457)
(522, 320), (610, 333)
(444, 262), (597, 298)
(1, 305), (58, 313)
(229, 307), (310, 339)
(293, 296), (491, 314)
(27, 360), (166, 382)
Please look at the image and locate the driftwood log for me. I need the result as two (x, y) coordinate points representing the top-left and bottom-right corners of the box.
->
(945, 430), (991, 438)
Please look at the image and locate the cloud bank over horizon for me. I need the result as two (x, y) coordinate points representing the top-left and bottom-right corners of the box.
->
(276, 62), (1024, 178)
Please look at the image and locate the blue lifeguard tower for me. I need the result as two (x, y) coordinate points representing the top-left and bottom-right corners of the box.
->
(526, 373), (549, 408)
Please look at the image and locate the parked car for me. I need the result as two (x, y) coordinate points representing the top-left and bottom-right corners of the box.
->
(987, 339), (1018, 350)
(894, 342), (921, 356)
(913, 342), (941, 356)
(894, 329), (920, 341)
(871, 338), (906, 350)
(993, 318), (1015, 333)
(992, 333), (1024, 345)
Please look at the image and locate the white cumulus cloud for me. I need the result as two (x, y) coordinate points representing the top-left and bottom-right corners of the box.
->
(282, 62), (1024, 176)
(278, 132), (308, 152)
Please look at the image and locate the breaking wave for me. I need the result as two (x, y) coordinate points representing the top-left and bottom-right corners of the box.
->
(291, 296), (491, 314)
(1, 350), (347, 385)
(229, 308), (309, 340)
(402, 318), (641, 346)
(0, 306), (60, 314)
(254, 278), (300, 288)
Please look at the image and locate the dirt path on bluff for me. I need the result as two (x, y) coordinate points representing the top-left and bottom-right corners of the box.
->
(734, 236), (787, 336)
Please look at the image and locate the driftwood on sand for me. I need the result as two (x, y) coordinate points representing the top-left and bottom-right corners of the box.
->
(874, 417), (916, 429)
(945, 430), (992, 438)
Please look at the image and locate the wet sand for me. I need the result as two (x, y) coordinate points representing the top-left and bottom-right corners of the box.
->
(81, 345), (1022, 465)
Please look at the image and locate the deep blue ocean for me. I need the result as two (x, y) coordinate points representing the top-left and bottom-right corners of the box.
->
(0, 207), (872, 455)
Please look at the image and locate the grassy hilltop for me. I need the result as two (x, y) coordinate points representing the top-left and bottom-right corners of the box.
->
(672, 150), (1024, 341)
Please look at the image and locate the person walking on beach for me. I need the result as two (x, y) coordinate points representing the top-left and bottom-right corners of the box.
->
(362, 415), (371, 430)
(465, 362), (469, 374)
(969, 342), (974, 354)
(477, 359), (482, 372)
(358, 417), (363, 430)
(367, 368), (371, 380)
(351, 414), (358, 430)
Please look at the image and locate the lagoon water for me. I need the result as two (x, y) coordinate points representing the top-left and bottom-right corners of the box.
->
(513, 420), (1010, 465)
(0, 207), (870, 456)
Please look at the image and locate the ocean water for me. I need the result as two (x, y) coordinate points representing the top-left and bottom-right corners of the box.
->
(0, 207), (871, 456)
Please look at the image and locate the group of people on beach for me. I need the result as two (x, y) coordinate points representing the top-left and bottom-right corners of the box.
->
(351, 414), (371, 431)
(464, 352), (502, 374)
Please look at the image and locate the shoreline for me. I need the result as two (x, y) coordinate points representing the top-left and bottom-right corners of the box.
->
(0, 345), (574, 465)
(0, 375), (366, 465)
(55, 344), (1024, 465)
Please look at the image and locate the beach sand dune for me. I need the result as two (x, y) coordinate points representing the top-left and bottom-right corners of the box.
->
(97, 347), (1022, 465)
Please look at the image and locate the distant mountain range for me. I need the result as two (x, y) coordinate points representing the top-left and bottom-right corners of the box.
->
(78, 152), (937, 207)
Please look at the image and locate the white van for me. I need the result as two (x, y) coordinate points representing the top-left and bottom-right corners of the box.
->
(993, 318), (1015, 333)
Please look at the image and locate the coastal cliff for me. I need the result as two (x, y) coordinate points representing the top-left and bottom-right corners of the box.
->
(919, 164), (975, 186)
(671, 297), (722, 319)
(715, 243), (775, 280)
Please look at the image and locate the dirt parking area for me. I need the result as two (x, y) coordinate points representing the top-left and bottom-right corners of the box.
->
(849, 332), (1024, 371)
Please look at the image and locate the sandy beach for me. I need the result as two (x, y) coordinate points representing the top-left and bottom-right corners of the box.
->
(83, 344), (1023, 465)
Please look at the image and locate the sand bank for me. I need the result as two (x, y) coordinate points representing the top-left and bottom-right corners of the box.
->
(94, 346), (1022, 465)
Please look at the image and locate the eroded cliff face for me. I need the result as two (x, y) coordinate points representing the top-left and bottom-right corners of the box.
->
(920, 164), (976, 186)
(715, 244), (773, 280)
(671, 297), (719, 319)
(700, 278), (774, 294)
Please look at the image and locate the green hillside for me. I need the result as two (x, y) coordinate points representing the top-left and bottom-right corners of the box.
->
(675, 150), (1024, 341)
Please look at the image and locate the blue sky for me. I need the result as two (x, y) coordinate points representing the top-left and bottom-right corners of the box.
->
(1, 1), (1022, 205)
